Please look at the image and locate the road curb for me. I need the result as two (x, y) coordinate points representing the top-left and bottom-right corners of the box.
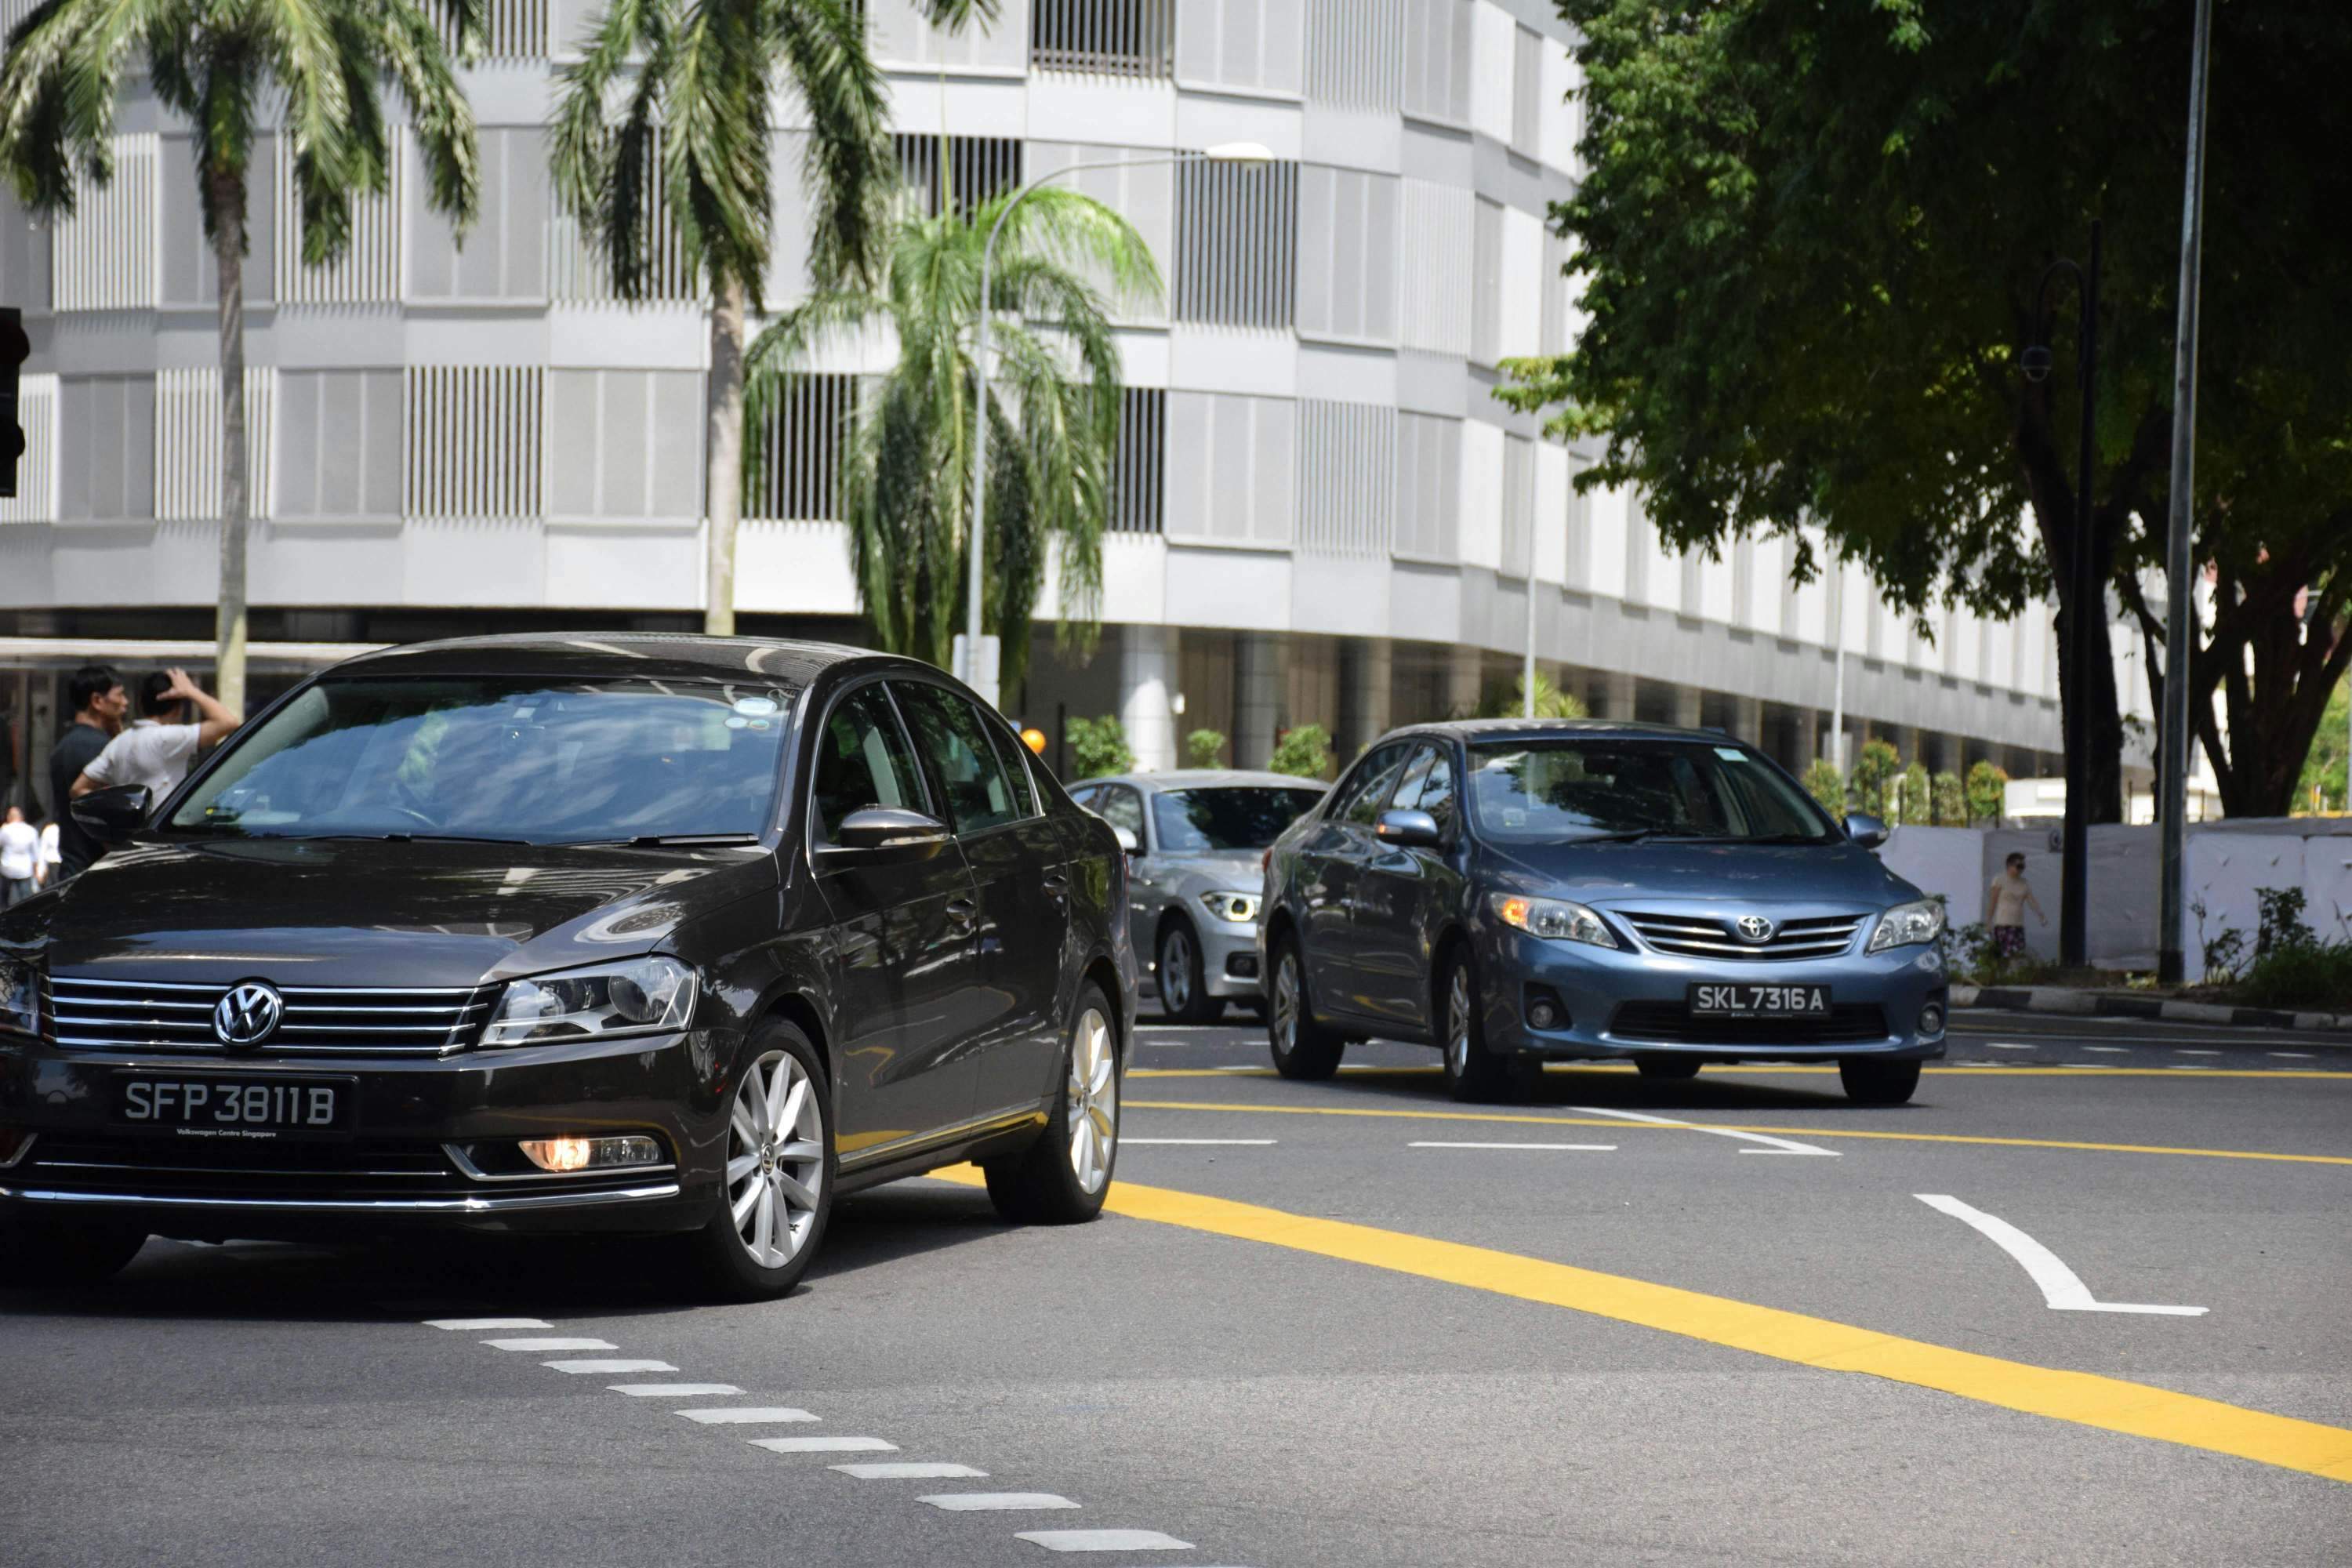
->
(1952, 984), (2352, 1035)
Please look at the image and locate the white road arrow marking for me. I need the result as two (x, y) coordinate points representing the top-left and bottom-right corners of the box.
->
(1570, 1104), (1837, 1156)
(1915, 1194), (2207, 1316)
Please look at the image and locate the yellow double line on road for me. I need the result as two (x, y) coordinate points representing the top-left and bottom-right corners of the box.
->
(1123, 1097), (2352, 1168)
(931, 1166), (2352, 1485)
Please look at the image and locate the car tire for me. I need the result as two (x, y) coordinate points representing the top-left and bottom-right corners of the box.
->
(1156, 920), (1223, 1025)
(688, 1018), (834, 1302)
(986, 983), (1120, 1225)
(1634, 1054), (1702, 1082)
(1266, 935), (1345, 1080)
(0, 1217), (147, 1287)
(1439, 947), (1534, 1104)
(1839, 1057), (1922, 1106)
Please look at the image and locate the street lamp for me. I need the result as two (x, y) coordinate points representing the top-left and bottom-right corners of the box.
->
(2024, 220), (2101, 970)
(958, 140), (1275, 709)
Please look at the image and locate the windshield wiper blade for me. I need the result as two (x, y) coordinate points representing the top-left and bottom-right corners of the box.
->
(602, 833), (766, 848)
(1570, 829), (1664, 844)
(367, 832), (532, 846)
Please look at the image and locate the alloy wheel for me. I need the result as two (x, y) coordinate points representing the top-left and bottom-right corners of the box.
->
(1066, 1006), (1118, 1195)
(726, 1048), (825, 1269)
(1161, 928), (1194, 1013)
(1446, 964), (1473, 1078)
(1272, 952), (1301, 1051)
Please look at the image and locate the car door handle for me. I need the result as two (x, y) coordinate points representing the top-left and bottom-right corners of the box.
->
(1041, 871), (1069, 904)
(946, 896), (977, 932)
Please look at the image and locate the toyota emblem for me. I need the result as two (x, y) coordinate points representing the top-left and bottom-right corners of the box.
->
(1735, 915), (1776, 944)
(212, 982), (285, 1049)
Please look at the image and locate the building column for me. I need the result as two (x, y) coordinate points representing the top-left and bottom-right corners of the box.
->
(1599, 670), (1637, 720)
(1671, 684), (1704, 730)
(1119, 626), (1178, 774)
(1731, 694), (1763, 747)
(1339, 637), (1393, 760)
(1445, 646), (1484, 719)
(1798, 708), (1823, 766)
(1234, 633), (1283, 770)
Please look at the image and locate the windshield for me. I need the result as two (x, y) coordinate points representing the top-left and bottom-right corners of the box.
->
(1465, 739), (1835, 844)
(1152, 787), (1327, 852)
(169, 677), (793, 844)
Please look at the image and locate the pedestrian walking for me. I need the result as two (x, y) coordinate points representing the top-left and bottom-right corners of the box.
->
(73, 667), (243, 809)
(1984, 851), (2047, 965)
(34, 815), (58, 889)
(48, 663), (125, 882)
(0, 806), (37, 906)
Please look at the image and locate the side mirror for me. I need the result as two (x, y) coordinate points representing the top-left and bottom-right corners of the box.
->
(827, 807), (950, 857)
(71, 784), (151, 845)
(1111, 824), (1140, 854)
(1376, 808), (1443, 848)
(1843, 813), (1889, 850)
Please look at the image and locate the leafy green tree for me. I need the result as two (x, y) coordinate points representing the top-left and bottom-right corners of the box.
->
(1507, 0), (2352, 819)
(743, 185), (1157, 692)
(1802, 760), (1846, 816)
(1965, 760), (2010, 826)
(1849, 739), (1901, 820)
(1896, 760), (1933, 826)
(1065, 715), (1132, 779)
(1932, 770), (1966, 827)
(1478, 670), (1589, 720)
(1184, 728), (1226, 768)
(2294, 675), (2347, 815)
(554, 0), (989, 637)
(1268, 724), (1334, 781)
(0, 0), (482, 713)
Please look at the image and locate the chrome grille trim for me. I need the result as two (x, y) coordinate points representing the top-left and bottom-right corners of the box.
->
(1621, 912), (1868, 962)
(48, 975), (495, 1056)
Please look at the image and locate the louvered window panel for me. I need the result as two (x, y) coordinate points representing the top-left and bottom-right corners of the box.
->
(1501, 432), (1535, 578)
(746, 372), (860, 522)
(548, 369), (704, 521)
(0, 192), (49, 313)
(1512, 25), (1544, 155)
(405, 366), (544, 518)
(1305, 0), (1402, 107)
(893, 135), (1024, 220)
(550, 129), (695, 302)
(276, 147), (402, 305)
(0, 373), (57, 523)
(1471, 197), (1504, 365)
(1296, 165), (1397, 344)
(1025, 143), (1173, 325)
(1174, 0), (1302, 94)
(437, 0), (547, 57)
(58, 376), (154, 520)
(1031, 0), (1174, 76)
(408, 128), (548, 303)
(1402, 0), (1472, 124)
(155, 368), (274, 522)
(1298, 401), (1394, 558)
(52, 133), (158, 311)
(1393, 412), (1460, 562)
(1399, 179), (1472, 355)
(1109, 387), (1165, 534)
(1174, 159), (1297, 329)
(1164, 391), (1294, 546)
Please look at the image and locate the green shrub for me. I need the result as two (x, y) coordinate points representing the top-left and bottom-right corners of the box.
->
(1931, 770), (1965, 826)
(1184, 728), (1227, 768)
(1065, 716), (1133, 779)
(1802, 760), (1847, 815)
(2230, 939), (2352, 1011)
(1268, 723), (1334, 779)
(1850, 739), (1900, 818)
(2253, 886), (2315, 956)
(1964, 760), (2009, 825)
(1477, 671), (1588, 720)
(1896, 761), (1933, 826)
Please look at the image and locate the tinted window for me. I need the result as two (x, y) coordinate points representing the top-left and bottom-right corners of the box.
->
(1395, 743), (1457, 834)
(987, 725), (1040, 818)
(1094, 785), (1145, 840)
(1465, 739), (1833, 844)
(1152, 787), (1327, 852)
(1338, 746), (1411, 827)
(811, 684), (927, 842)
(169, 677), (790, 844)
(895, 683), (1020, 833)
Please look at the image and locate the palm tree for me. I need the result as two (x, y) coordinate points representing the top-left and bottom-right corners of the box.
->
(552, 0), (987, 637)
(742, 186), (1158, 692)
(0, 0), (481, 714)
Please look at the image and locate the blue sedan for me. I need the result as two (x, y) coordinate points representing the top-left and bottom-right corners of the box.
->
(1258, 720), (1948, 1105)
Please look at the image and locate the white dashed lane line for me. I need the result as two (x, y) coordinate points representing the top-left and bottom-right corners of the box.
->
(833, 1462), (989, 1480)
(2176, 1049), (2223, 1056)
(609, 1382), (742, 1396)
(543, 1358), (678, 1374)
(481, 1337), (615, 1352)
(1409, 1142), (1617, 1152)
(676, 1406), (817, 1425)
(748, 1435), (899, 1454)
(1986, 1043), (2036, 1051)
(2270, 1051), (2315, 1059)
(2082, 1046), (2129, 1054)
(1017, 1529), (1196, 1553)
(423, 1317), (550, 1330)
(920, 1493), (1080, 1512)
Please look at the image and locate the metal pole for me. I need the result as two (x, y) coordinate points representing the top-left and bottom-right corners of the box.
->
(1522, 540), (1537, 719)
(2157, 0), (2213, 985)
(2060, 222), (2100, 969)
(1828, 567), (1846, 772)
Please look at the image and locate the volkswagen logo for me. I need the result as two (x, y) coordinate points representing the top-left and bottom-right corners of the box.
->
(212, 982), (285, 1049)
(1735, 915), (1776, 944)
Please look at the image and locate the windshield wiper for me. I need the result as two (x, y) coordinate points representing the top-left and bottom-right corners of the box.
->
(1570, 829), (1666, 844)
(588, 833), (766, 848)
(356, 831), (532, 846)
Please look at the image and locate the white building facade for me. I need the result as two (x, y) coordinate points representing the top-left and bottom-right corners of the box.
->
(0, 0), (2072, 800)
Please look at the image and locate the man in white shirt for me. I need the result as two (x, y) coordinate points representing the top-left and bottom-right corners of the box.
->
(0, 806), (38, 906)
(73, 668), (244, 810)
(35, 817), (59, 888)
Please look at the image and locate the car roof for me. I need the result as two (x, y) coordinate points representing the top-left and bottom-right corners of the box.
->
(1377, 717), (1740, 746)
(1069, 769), (1330, 793)
(327, 632), (930, 691)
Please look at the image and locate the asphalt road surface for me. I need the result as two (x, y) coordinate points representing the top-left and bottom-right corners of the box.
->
(6, 1012), (2348, 1566)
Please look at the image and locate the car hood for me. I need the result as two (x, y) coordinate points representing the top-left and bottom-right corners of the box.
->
(1150, 849), (1267, 891)
(9, 837), (777, 987)
(1480, 838), (1918, 909)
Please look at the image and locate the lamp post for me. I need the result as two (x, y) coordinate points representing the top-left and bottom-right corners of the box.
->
(960, 140), (1273, 710)
(2024, 221), (2101, 971)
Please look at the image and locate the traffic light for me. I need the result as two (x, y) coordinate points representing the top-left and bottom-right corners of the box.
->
(0, 306), (26, 500)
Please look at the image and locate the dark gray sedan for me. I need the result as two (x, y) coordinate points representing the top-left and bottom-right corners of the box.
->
(1068, 771), (1327, 1023)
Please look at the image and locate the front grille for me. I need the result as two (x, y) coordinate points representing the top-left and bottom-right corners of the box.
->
(1606, 1001), (1892, 1046)
(27, 1133), (465, 1200)
(49, 976), (494, 1057)
(1621, 911), (1868, 961)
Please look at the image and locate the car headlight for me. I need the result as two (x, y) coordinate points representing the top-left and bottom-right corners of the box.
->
(1490, 893), (1618, 949)
(1200, 890), (1259, 924)
(481, 956), (695, 1047)
(1866, 898), (1946, 953)
(0, 956), (39, 1037)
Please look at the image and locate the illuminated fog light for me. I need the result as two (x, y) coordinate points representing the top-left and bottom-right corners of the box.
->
(518, 1134), (664, 1174)
(1918, 1004), (1946, 1036)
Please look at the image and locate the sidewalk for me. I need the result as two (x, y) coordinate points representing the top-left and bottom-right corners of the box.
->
(1953, 983), (2352, 1036)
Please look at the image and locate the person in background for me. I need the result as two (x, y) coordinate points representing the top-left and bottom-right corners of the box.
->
(34, 814), (59, 889)
(74, 667), (243, 809)
(48, 663), (125, 882)
(0, 805), (37, 906)
(1984, 850), (2047, 966)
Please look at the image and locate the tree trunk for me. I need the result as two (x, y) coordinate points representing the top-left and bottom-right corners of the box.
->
(209, 168), (249, 713)
(2016, 416), (2126, 826)
(705, 276), (746, 637)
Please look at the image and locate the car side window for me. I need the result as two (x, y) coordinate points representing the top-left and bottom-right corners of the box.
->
(1068, 786), (1098, 811)
(1390, 746), (1436, 815)
(1414, 746), (1458, 834)
(1340, 746), (1410, 827)
(894, 683), (1019, 834)
(1094, 785), (1145, 843)
(985, 723), (1041, 818)
(810, 684), (927, 844)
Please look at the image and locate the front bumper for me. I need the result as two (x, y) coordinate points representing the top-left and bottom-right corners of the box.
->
(1476, 924), (1949, 1063)
(1197, 919), (1264, 1000)
(0, 1028), (728, 1240)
